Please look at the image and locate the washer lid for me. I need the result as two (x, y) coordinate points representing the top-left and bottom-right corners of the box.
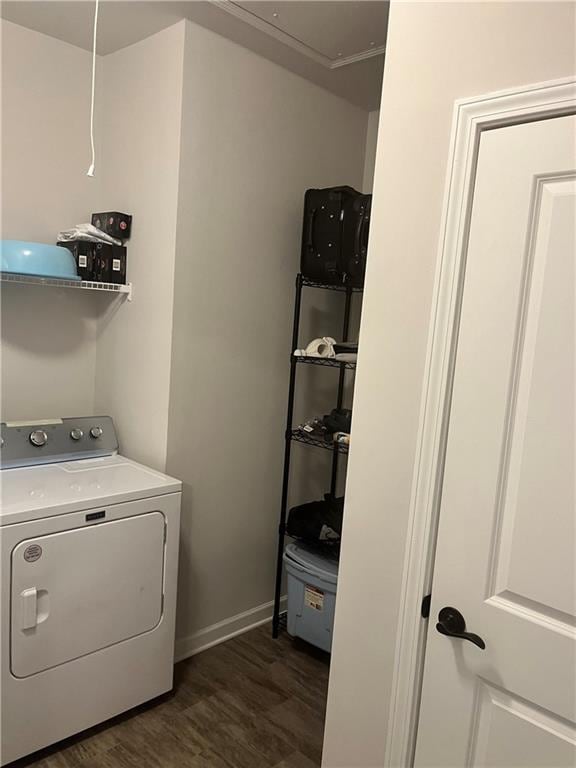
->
(284, 542), (339, 584)
(0, 455), (181, 526)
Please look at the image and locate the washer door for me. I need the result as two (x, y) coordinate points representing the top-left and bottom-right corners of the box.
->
(11, 511), (165, 678)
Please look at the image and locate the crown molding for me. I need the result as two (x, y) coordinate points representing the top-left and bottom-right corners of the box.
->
(330, 45), (386, 69)
(208, 0), (385, 70)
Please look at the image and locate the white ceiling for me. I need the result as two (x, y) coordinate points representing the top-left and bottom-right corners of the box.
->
(226, 2), (387, 64)
(0, 1), (387, 109)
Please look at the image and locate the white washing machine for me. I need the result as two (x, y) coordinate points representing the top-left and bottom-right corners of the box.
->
(0, 416), (181, 765)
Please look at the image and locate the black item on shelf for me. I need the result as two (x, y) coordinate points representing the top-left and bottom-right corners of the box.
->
(91, 212), (132, 240)
(300, 186), (355, 285)
(295, 408), (352, 443)
(322, 408), (352, 435)
(93, 243), (127, 285)
(287, 494), (344, 547)
(57, 241), (127, 284)
(296, 418), (332, 443)
(57, 241), (95, 281)
(300, 187), (371, 287)
(333, 341), (358, 355)
(291, 429), (349, 454)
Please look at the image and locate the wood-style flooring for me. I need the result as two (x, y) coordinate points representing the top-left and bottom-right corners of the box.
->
(13, 624), (330, 768)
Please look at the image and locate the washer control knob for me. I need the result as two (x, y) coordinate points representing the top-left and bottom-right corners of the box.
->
(90, 426), (103, 439)
(70, 428), (84, 441)
(29, 430), (48, 447)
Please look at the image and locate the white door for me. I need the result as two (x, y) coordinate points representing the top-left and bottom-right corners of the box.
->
(415, 115), (576, 767)
(11, 511), (166, 678)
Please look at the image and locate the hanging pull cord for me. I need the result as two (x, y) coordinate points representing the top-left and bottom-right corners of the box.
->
(86, 0), (100, 177)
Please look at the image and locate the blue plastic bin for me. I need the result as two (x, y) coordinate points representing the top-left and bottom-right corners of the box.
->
(283, 542), (339, 652)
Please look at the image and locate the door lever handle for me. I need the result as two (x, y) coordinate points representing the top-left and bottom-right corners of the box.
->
(436, 606), (485, 650)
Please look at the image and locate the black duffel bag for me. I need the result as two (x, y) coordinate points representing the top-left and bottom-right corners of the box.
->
(322, 408), (352, 435)
(287, 494), (344, 547)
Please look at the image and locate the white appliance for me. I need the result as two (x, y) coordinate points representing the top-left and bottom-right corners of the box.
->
(0, 416), (181, 765)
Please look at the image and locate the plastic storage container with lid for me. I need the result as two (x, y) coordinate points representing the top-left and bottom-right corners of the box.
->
(1, 241), (80, 280)
(283, 541), (339, 652)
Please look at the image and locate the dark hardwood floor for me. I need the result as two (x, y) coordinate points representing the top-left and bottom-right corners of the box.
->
(14, 624), (330, 768)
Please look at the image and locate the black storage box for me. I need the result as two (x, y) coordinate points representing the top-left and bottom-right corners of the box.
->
(93, 242), (127, 284)
(91, 211), (132, 240)
(58, 241), (127, 284)
(57, 241), (95, 281)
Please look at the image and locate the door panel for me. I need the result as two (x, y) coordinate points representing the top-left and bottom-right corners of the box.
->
(491, 180), (575, 622)
(11, 512), (165, 677)
(415, 116), (576, 766)
(469, 682), (576, 768)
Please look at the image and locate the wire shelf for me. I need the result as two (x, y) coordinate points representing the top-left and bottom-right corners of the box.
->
(294, 355), (356, 370)
(290, 429), (349, 454)
(285, 534), (341, 559)
(301, 275), (363, 293)
(1, 272), (132, 300)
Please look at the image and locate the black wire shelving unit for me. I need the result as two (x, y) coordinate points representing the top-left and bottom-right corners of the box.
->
(272, 273), (362, 638)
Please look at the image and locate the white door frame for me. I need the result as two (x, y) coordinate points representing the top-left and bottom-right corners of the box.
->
(384, 76), (576, 768)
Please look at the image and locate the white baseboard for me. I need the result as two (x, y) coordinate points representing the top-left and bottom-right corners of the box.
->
(174, 596), (288, 663)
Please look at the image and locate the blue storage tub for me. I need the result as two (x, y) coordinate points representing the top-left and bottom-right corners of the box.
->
(1, 241), (80, 280)
(283, 542), (339, 652)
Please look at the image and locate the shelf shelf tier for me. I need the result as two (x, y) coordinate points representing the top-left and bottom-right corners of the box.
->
(290, 429), (349, 454)
(294, 355), (356, 370)
(301, 276), (363, 293)
(1, 272), (132, 300)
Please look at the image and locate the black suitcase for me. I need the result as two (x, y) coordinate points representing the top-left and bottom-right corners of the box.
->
(300, 186), (371, 287)
(300, 186), (358, 285)
(340, 193), (371, 288)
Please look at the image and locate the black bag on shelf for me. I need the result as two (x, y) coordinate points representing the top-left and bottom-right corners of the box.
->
(322, 408), (352, 435)
(287, 494), (344, 546)
(300, 186), (371, 287)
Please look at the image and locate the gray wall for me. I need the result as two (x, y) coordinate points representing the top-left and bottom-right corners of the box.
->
(322, 3), (576, 766)
(0, 20), (101, 420)
(94, 23), (185, 471)
(166, 20), (369, 649)
(0, 20), (186, 475)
